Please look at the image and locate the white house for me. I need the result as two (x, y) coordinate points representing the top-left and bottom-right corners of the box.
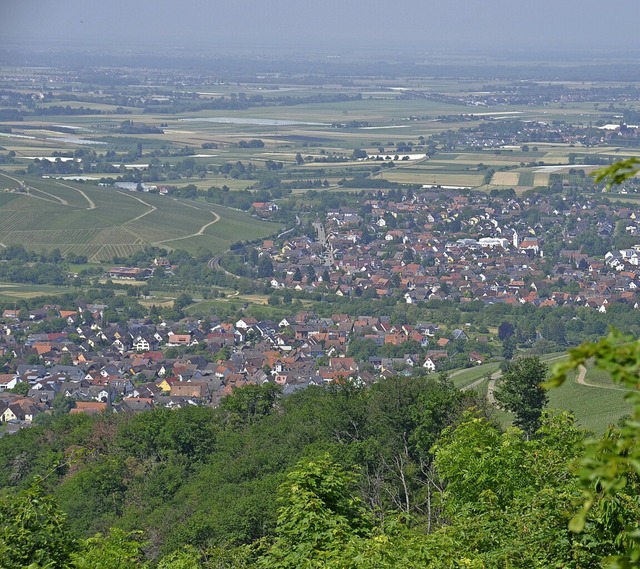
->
(423, 357), (436, 372)
(0, 374), (19, 392)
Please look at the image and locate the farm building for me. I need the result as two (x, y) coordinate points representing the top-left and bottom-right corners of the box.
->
(107, 267), (153, 280)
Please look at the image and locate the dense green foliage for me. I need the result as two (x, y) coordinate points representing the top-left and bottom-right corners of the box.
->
(0, 482), (76, 569)
(549, 329), (640, 567)
(1, 352), (639, 567)
(494, 356), (549, 437)
(0, 378), (467, 560)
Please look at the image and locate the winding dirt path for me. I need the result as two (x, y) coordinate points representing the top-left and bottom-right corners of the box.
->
(575, 364), (631, 392)
(1, 173), (80, 207)
(481, 358), (632, 410)
(51, 179), (96, 210)
(486, 371), (501, 405)
(484, 354), (593, 406)
(3, 172), (69, 206)
(153, 211), (220, 245)
(22, 183), (69, 206)
(21, 192), (63, 205)
(171, 197), (204, 210)
(118, 191), (157, 222)
(208, 255), (241, 279)
(459, 370), (497, 393)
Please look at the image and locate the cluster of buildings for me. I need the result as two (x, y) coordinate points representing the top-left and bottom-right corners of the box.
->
(2, 187), (640, 435)
(262, 190), (640, 311)
(0, 302), (484, 434)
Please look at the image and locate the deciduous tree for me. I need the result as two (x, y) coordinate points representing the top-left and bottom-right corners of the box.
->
(0, 482), (75, 569)
(494, 356), (548, 437)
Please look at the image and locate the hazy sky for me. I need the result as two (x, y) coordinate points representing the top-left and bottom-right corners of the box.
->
(3, 0), (640, 56)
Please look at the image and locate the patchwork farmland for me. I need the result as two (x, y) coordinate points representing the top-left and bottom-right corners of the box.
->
(0, 173), (279, 261)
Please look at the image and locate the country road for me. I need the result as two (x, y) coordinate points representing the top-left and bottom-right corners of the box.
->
(208, 256), (241, 279)
(313, 220), (327, 246)
(278, 215), (300, 238)
(313, 220), (335, 266)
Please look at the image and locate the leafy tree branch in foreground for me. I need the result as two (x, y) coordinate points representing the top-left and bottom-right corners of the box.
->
(548, 329), (640, 568)
(592, 157), (640, 189)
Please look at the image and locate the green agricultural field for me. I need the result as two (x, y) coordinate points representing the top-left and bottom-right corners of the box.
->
(451, 361), (500, 389)
(0, 91), (580, 196)
(0, 172), (280, 261)
(547, 370), (631, 435)
(452, 152), (521, 166)
(518, 171), (535, 186)
(452, 352), (631, 435)
(491, 353), (630, 435)
(379, 168), (484, 188)
(0, 282), (72, 300)
(178, 97), (482, 126)
(184, 297), (292, 321)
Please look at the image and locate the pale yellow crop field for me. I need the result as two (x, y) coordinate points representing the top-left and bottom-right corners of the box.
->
(533, 172), (551, 186)
(492, 171), (520, 186)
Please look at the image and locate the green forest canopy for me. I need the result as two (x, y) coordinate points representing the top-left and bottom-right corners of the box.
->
(1, 334), (640, 568)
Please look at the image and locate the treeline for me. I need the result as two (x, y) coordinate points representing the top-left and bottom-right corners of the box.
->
(117, 120), (163, 134)
(0, 106), (107, 120)
(0, 262), (67, 286)
(0, 245), (69, 286)
(142, 92), (362, 114)
(33, 106), (106, 116)
(0, 109), (24, 121)
(202, 185), (290, 210)
(0, 152), (16, 164)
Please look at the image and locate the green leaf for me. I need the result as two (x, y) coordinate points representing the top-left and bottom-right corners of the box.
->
(568, 512), (586, 533)
(592, 157), (640, 190)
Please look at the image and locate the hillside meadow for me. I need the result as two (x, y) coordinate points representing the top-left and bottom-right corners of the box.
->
(0, 173), (279, 261)
(449, 354), (631, 435)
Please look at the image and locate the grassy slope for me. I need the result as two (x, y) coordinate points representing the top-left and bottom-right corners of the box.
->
(450, 353), (632, 435)
(0, 173), (280, 260)
(548, 371), (630, 435)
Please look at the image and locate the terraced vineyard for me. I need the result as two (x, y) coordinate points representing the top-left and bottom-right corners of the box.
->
(0, 173), (280, 261)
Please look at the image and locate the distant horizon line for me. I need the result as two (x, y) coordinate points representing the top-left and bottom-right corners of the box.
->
(3, 40), (640, 61)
